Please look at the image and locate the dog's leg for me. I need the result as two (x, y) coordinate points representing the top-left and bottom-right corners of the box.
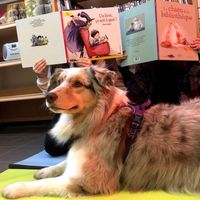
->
(2, 175), (89, 199)
(34, 160), (66, 179)
(2, 176), (68, 199)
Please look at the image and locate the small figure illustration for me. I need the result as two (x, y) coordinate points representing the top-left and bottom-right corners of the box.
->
(161, 22), (189, 48)
(31, 34), (48, 46)
(90, 29), (108, 46)
(126, 17), (144, 35)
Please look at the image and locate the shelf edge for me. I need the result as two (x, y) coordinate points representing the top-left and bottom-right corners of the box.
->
(0, 59), (22, 68)
(0, 93), (45, 102)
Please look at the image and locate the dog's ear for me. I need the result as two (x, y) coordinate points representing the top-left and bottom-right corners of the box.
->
(90, 65), (117, 89)
(47, 68), (64, 92)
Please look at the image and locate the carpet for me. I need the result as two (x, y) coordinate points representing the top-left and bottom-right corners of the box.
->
(0, 169), (200, 200)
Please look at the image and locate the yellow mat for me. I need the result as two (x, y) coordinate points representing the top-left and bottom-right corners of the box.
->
(0, 169), (200, 200)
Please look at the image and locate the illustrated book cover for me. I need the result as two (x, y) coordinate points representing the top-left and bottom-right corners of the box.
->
(16, 7), (123, 68)
(119, 0), (198, 67)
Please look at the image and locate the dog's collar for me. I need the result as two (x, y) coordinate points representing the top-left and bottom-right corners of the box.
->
(123, 99), (151, 163)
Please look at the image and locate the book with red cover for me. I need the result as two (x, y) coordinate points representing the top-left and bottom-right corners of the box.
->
(16, 7), (123, 68)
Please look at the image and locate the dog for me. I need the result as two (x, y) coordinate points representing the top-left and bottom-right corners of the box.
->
(2, 65), (200, 198)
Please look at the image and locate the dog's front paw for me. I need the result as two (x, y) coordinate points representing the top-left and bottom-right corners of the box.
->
(2, 182), (27, 199)
(34, 168), (53, 179)
(67, 191), (85, 198)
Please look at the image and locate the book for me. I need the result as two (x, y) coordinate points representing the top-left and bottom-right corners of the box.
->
(16, 7), (123, 68)
(120, 0), (199, 67)
(51, 0), (58, 12)
(24, 0), (52, 17)
(64, 0), (72, 10)
(6, 2), (26, 23)
(24, 0), (37, 17)
(62, 8), (123, 61)
(0, 7), (7, 25)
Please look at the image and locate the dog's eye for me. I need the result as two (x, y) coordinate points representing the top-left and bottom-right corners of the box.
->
(72, 81), (83, 88)
(57, 80), (62, 86)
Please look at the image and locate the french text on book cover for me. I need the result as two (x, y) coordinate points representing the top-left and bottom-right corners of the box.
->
(62, 7), (123, 61)
(156, 1), (198, 61)
(16, 12), (66, 68)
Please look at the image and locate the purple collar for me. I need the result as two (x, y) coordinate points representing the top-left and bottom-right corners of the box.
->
(123, 99), (151, 163)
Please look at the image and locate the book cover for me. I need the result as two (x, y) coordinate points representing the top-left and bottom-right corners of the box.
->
(0, 7), (7, 25)
(119, 0), (158, 66)
(61, 7), (123, 61)
(16, 7), (123, 68)
(24, 0), (37, 17)
(120, 0), (198, 67)
(6, 2), (26, 23)
(16, 12), (66, 68)
(156, 0), (198, 61)
(24, 0), (52, 17)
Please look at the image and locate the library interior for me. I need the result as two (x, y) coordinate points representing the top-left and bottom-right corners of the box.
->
(0, 0), (200, 199)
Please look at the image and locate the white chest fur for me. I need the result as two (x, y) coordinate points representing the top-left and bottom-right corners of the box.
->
(64, 145), (87, 179)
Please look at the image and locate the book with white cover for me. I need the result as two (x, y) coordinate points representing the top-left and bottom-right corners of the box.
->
(16, 7), (123, 68)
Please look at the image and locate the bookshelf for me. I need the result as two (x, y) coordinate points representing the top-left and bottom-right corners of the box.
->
(0, 1), (54, 123)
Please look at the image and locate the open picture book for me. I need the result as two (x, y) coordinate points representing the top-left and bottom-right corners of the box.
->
(119, 0), (199, 66)
(16, 7), (123, 68)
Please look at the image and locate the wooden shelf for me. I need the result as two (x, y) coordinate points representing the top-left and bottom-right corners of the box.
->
(0, 59), (21, 68)
(0, 23), (17, 46)
(0, 0), (21, 5)
(0, 22), (16, 31)
(0, 98), (54, 123)
(0, 87), (45, 102)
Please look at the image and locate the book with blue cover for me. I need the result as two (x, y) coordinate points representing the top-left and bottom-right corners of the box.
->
(119, 0), (198, 67)
(119, 0), (158, 66)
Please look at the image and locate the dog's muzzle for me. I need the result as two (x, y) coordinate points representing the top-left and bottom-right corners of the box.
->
(46, 92), (58, 104)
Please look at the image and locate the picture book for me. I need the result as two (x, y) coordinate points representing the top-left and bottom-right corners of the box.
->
(119, 0), (198, 67)
(156, 0), (198, 61)
(62, 8), (123, 62)
(16, 12), (66, 68)
(16, 7), (123, 68)
(6, 2), (26, 24)
(119, 0), (158, 66)
(24, 0), (52, 17)
(0, 6), (7, 25)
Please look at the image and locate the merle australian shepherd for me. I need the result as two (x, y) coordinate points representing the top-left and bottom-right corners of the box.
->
(2, 65), (200, 199)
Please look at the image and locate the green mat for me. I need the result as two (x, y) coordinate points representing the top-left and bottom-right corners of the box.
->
(0, 169), (200, 200)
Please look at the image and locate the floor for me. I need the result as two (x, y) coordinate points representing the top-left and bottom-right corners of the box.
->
(0, 121), (50, 173)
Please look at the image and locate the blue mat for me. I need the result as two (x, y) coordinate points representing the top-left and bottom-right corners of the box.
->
(9, 151), (66, 169)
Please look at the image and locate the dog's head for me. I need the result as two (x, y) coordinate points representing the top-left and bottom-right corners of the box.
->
(46, 66), (117, 114)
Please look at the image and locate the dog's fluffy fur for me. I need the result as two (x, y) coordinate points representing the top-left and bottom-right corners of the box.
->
(2, 66), (200, 198)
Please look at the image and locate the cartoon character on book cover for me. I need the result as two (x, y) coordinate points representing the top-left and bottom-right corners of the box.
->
(31, 34), (49, 46)
(125, 14), (145, 35)
(62, 8), (122, 60)
(156, 0), (198, 60)
(161, 22), (190, 49)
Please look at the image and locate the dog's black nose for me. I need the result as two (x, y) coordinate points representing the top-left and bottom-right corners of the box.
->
(46, 92), (58, 103)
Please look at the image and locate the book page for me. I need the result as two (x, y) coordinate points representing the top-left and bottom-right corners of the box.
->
(156, 1), (198, 61)
(16, 12), (67, 68)
(119, 0), (158, 67)
(61, 7), (123, 61)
